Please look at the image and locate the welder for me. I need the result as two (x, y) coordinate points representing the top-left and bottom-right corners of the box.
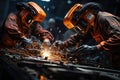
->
(54, 2), (120, 69)
(0, 1), (54, 48)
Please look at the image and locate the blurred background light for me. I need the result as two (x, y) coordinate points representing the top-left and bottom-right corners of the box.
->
(41, 0), (51, 2)
(67, 0), (72, 4)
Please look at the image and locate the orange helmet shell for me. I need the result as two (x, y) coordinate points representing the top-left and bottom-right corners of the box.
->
(63, 3), (82, 29)
(28, 2), (46, 22)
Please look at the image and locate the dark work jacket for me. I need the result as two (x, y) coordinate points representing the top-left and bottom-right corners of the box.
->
(92, 11), (120, 53)
(92, 11), (120, 69)
(0, 12), (54, 48)
(64, 11), (120, 69)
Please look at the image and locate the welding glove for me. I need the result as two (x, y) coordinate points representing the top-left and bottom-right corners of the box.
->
(22, 37), (33, 45)
(79, 45), (98, 52)
(42, 39), (51, 47)
(71, 45), (99, 54)
(53, 40), (64, 49)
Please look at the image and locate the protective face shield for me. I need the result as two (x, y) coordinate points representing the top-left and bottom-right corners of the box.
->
(63, 4), (82, 29)
(28, 2), (46, 22)
(16, 2), (46, 28)
(19, 10), (34, 28)
(73, 10), (95, 34)
(64, 2), (101, 34)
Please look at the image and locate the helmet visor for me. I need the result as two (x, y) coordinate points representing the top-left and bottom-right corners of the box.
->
(63, 4), (82, 29)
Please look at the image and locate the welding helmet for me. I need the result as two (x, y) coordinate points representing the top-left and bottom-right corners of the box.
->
(63, 2), (102, 34)
(16, 2), (46, 28)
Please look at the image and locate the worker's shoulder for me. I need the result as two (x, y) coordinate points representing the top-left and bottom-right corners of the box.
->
(7, 12), (17, 20)
(97, 11), (119, 20)
(97, 11), (119, 22)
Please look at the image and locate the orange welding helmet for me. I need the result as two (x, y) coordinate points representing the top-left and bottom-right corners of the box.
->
(63, 2), (102, 34)
(16, 1), (46, 27)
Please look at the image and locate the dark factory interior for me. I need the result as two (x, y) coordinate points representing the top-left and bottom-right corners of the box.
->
(0, 0), (120, 80)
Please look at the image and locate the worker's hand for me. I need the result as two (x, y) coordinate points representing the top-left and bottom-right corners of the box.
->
(77, 45), (98, 53)
(53, 40), (64, 49)
(22, 37), (33, 45)
(42, 39), (51, 47)
(69, 45), (98, 54)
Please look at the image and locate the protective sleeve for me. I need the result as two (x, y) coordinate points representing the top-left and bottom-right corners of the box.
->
(31, 22), (54, 42)
(4, 13), (24, 40)
(64, 33), (83, 48)
(97, 16), (120, 53)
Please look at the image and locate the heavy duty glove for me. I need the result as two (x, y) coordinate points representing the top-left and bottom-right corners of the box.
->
(53, 40), (64, 49)
(70, 45), (99, 54)
(23, 37), (33, 45)
(42, 39), (51, 47)
(79, 45), (98, 52)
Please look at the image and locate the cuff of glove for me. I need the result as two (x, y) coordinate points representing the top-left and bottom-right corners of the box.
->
(22, 37), (32, 45)
(43, 39), (51, 46)
(44, 39), (50, 43)
(96, 44), (103, 51)
(54, 41), (65, 50)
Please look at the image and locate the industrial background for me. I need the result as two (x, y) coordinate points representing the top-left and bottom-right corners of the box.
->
(0, 0), (120, 26)
(0, 1), (120, 80)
